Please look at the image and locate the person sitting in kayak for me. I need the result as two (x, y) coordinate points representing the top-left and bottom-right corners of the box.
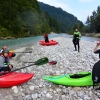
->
(0, 50), (13, 72)
(92, 41), (100, 90)
(44, 34), (49, 42)
(0, 46), (7, 56)
(72, 29), (81, 52)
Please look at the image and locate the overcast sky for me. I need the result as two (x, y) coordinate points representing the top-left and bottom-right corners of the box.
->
(37, 0), (99, 23)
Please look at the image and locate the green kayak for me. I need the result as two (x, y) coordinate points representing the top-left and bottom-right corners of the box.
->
(43, 72), (97, 86)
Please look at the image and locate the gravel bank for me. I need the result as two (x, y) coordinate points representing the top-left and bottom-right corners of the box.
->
(0, 36), (100, 100)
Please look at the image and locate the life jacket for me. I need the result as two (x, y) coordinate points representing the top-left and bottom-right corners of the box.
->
(8, 52), (13, 58)
(73, 32), (81, 40)
(44, 34), (48, 38)
(8, 52), (16, 58)
(74, 34), (79, 39)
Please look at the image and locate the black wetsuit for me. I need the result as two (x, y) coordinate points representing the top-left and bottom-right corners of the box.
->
(45, 36), (49, 42)
(73, 34), (80, 52)
(0, 67), (11, 72)
(92, 49), (100, 87)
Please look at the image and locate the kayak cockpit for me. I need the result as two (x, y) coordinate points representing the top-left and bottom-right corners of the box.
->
(70, 73), (91, 78)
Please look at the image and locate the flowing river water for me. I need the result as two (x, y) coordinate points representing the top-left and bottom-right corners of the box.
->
(0, 33), (100, 50)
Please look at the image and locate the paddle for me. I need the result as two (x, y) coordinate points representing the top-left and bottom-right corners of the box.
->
(23, 61), (57, 65)
(10, 50), (32, 53)
(12, 57), (49, 71)
(0, 57), (49, 75)
(15, 51), (32, 53)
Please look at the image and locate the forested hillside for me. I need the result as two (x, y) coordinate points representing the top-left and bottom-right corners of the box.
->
(86, 6), (100, 33)
(0, 0), (60, 39)
(38, 2), (82, 33)
(0, 0), (84, 39)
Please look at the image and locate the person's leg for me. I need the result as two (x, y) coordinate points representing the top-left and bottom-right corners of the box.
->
(73, 39), (77, 51)
(45, 37), (49, 42)
(77, 40), (80, 52)
(46, 37), (49, 42)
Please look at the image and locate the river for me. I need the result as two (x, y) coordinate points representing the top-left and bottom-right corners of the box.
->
(0, 33), (100, 50)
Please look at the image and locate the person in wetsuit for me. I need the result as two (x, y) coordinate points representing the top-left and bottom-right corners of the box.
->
(44, 34), (49, 42)
(92, 41), (100, 90)
(72, 29), (81, 52)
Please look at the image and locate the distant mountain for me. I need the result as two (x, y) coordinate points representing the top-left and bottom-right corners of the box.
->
(38, 2), (81, 32)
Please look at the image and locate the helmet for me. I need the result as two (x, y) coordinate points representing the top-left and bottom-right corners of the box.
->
(3, 46), (7, 49)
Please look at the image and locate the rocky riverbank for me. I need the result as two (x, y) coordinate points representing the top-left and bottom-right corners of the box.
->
(0, 36), (100, 100)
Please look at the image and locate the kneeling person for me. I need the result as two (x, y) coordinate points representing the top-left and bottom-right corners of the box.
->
(0, 50), (13, 72)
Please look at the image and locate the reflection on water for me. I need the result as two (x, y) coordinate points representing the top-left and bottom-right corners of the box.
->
(0, 33), (100, 50)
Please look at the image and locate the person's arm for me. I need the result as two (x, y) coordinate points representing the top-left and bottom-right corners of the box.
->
(73, 32), (75, 39)
(94, 42), (100, 53)
(78, 32), (81, 40)
(0, 49), (3, 54)
(94, 45), (99, 53)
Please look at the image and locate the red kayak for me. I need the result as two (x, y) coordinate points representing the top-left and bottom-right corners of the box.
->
(0, 72), (34, 88)
(39, 40), (58, 46)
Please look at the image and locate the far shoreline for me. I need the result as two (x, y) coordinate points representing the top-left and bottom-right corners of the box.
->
(0, 33), (100, 40)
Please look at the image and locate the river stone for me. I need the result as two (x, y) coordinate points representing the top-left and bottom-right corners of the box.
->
(46, 93), (52, 98)
(31, 93), (38, 99)
(29, 86), (34, 90)
(5, 95), (14, 100)
(12, 86), (19, 93)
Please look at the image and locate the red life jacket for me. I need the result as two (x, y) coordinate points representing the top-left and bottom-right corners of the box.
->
(8, 52), (13, 58)
(44, 34), (48, 38)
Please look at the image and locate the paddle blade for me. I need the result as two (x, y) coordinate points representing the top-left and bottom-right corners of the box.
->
(49, 61), (57, 65)
(34, 57), (49, 65)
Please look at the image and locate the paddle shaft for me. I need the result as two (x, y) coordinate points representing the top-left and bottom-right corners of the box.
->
(12, 63), (35, 72)
(23, 61), (57, 65)
(12, 57), (49, 71)
(0, 57), (49, 75)
(15, 51), (32, 53)
(0, 63), (35, 75)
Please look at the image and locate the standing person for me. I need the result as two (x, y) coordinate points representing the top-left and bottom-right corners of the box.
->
(0, 50), (13, 72)
(72, 29), (81, 52)
(92, 41), (100, 90)
(44, 34), (49, 42)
